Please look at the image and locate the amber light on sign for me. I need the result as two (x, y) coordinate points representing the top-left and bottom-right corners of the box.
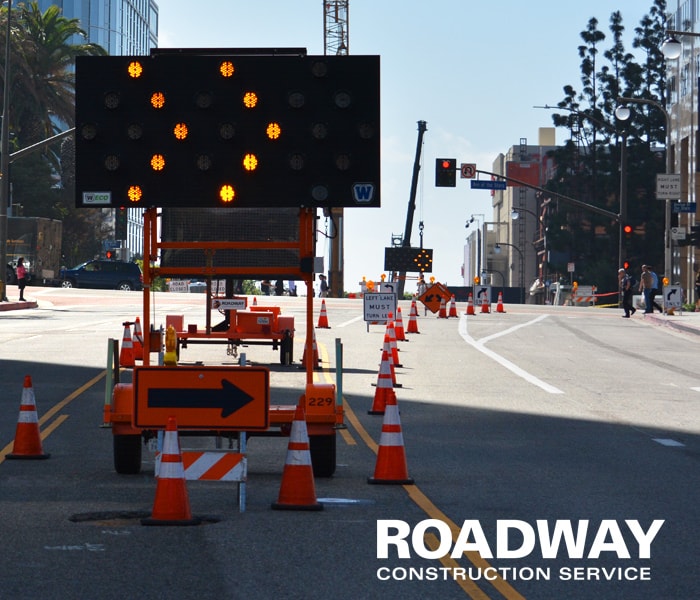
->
(151, 92), (166, 109)
(127, 61), (143, 78)
(243, 154), (258, 171)
(220, 184), (235, 203)
(220, 61), (235, 77)
(243, 92), (258, 108)
(173, 123), (188, 140)
(151, 154), (166, 171)
(266, 122), (281, 140)
(127, 186), (143, 202)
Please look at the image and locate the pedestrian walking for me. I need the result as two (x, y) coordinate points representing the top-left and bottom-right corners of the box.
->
(16, 257), (27, 302)
(619, 268), (636, 318)
(318, 274), (329, 298)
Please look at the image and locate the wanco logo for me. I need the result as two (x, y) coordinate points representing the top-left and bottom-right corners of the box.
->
(352, 183), (375, 203)
(377, 519), (664, 559)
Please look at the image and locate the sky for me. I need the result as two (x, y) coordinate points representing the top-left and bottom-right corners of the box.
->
(158, 0), (653, 292)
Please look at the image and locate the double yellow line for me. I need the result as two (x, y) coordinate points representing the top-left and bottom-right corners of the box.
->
(316, 342), (526, 600)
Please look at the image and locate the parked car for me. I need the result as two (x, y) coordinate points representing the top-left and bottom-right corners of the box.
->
(60, 260), (143, 291)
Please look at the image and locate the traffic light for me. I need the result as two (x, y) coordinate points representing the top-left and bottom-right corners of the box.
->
(623, 224), (633, 239)
(115, 207), (127, 239)
(435, 158), (456, 187)
(623, 260), (630, 270)
(105, 250), (114, 260)
(75, 52), (380, 209)
(690, 225), (700, 245)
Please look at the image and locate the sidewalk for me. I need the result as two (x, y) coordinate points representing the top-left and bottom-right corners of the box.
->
(642, 309), (700, 337)
(0, 299), (38, 311)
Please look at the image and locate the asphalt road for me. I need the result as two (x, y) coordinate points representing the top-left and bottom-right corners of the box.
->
(1, 287), (699, 600)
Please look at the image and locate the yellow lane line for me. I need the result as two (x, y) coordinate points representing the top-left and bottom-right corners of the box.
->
(307, 340), (524, 598)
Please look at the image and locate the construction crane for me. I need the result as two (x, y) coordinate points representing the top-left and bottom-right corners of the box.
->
(396, 120), (427, 298)
(324, 1), (349, 297)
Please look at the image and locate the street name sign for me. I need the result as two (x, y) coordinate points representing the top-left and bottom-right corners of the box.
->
(471, 180), (507, 190)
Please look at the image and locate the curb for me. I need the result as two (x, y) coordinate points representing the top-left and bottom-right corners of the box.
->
(0, 300), (38, 312)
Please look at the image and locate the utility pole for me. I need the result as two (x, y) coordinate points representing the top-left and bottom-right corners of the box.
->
(0, 0), (13, 301)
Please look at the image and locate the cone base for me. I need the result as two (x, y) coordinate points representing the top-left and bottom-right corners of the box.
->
(368, 476), (415, 485)
(7, 452), (50, 460)
(141, 517), (201, 526)
(271, 501), (323, 511)
(368, 409), (385, 415)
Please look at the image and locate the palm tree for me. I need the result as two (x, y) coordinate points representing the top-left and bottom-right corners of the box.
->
(2, 2), (106, 146)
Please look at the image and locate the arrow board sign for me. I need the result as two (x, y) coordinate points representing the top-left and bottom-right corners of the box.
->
(134, 366), (269, 430)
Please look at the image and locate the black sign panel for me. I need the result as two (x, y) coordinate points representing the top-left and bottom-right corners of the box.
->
(75, 52), (380, 209)
(384, 247), (433, 272)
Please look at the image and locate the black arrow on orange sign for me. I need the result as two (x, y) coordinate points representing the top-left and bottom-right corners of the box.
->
(148, 379), (255, 418)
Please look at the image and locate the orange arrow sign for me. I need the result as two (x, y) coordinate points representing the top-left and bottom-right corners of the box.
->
(134, 366), (269, 430)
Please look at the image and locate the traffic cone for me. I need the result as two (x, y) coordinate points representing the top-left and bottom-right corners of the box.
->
(142, 416), (200, 526)
(496, 292), (506, 313)
(480, 294), (491, 313)
(387, 320), (402, 368)
(369, 347), (397, 415)
(438, 297), (447, 318)
(406, 300), (420, 334)
(133, 316), (144, 360)
(7, 375), (50, 460)
(394, 307), (407, 341)
(317, 299), (331, 328)
(448, 295), (458, 317)
(300, 329), (321, 369)
(272, 405), (323, 511)
(119, 322), (134, 367)
(466, 292), (475, 315)
(368, 393), (414, 485)
(252, 296), (258, 306)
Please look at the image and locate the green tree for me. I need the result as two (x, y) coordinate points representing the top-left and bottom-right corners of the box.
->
(544, 0), (668, 293)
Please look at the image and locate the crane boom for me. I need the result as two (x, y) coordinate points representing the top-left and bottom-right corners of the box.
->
(396, 120), (427, 297)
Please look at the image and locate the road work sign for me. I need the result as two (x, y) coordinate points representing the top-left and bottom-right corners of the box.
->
(363, 292), (397, 323)
(134, 366), (269, 430)
(418, 282), (452, 313)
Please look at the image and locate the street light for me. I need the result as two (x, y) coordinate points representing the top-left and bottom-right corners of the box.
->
(494, 242), (524, 303)
(615, 97), (672, 280)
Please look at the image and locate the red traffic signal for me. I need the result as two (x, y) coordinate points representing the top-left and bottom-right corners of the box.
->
(435, 158), (456, 187)
(623, 224), (633, 234)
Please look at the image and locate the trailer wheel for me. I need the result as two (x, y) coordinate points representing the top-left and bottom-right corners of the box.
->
(280, 331), (293, 365)
(113, 434), (142, 474)
(309, 434), (336, 477)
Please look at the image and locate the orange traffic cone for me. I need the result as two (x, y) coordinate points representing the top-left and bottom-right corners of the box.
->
(252, 296), (258, 306)
(7, 375), (50, 460)
(438, 297), (447, 318)
(133, 316), (144, 360)
(466, 292), (475, 315)
(300, 329), (321, 369)
(496, 292), (506, 313)
(480, 293), (491, 313)
(119, 322), (134, 367)
(272, 405), (323, 511)
(368, 393), (414, 485)
(142, 416), (200, 526)
(448, 294), (458, 317)
(387, 320), (402, 368)
(406, 300), (420, 334)
(394, 307), (407, 341)
(317, 299), (331, 328)
(369, 347), (397, 415)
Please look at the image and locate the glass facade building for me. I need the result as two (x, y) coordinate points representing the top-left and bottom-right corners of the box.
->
(38, 0), (159, 259)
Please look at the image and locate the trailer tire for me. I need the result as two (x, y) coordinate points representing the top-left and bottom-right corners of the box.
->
(114, 434), (142, 474)
(309, 433), (336, 477)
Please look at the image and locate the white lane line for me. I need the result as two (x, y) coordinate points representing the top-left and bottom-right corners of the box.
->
(336, 315), (364, 328)
(459, 314), (564, 394)
(652, 438), (685, 447)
